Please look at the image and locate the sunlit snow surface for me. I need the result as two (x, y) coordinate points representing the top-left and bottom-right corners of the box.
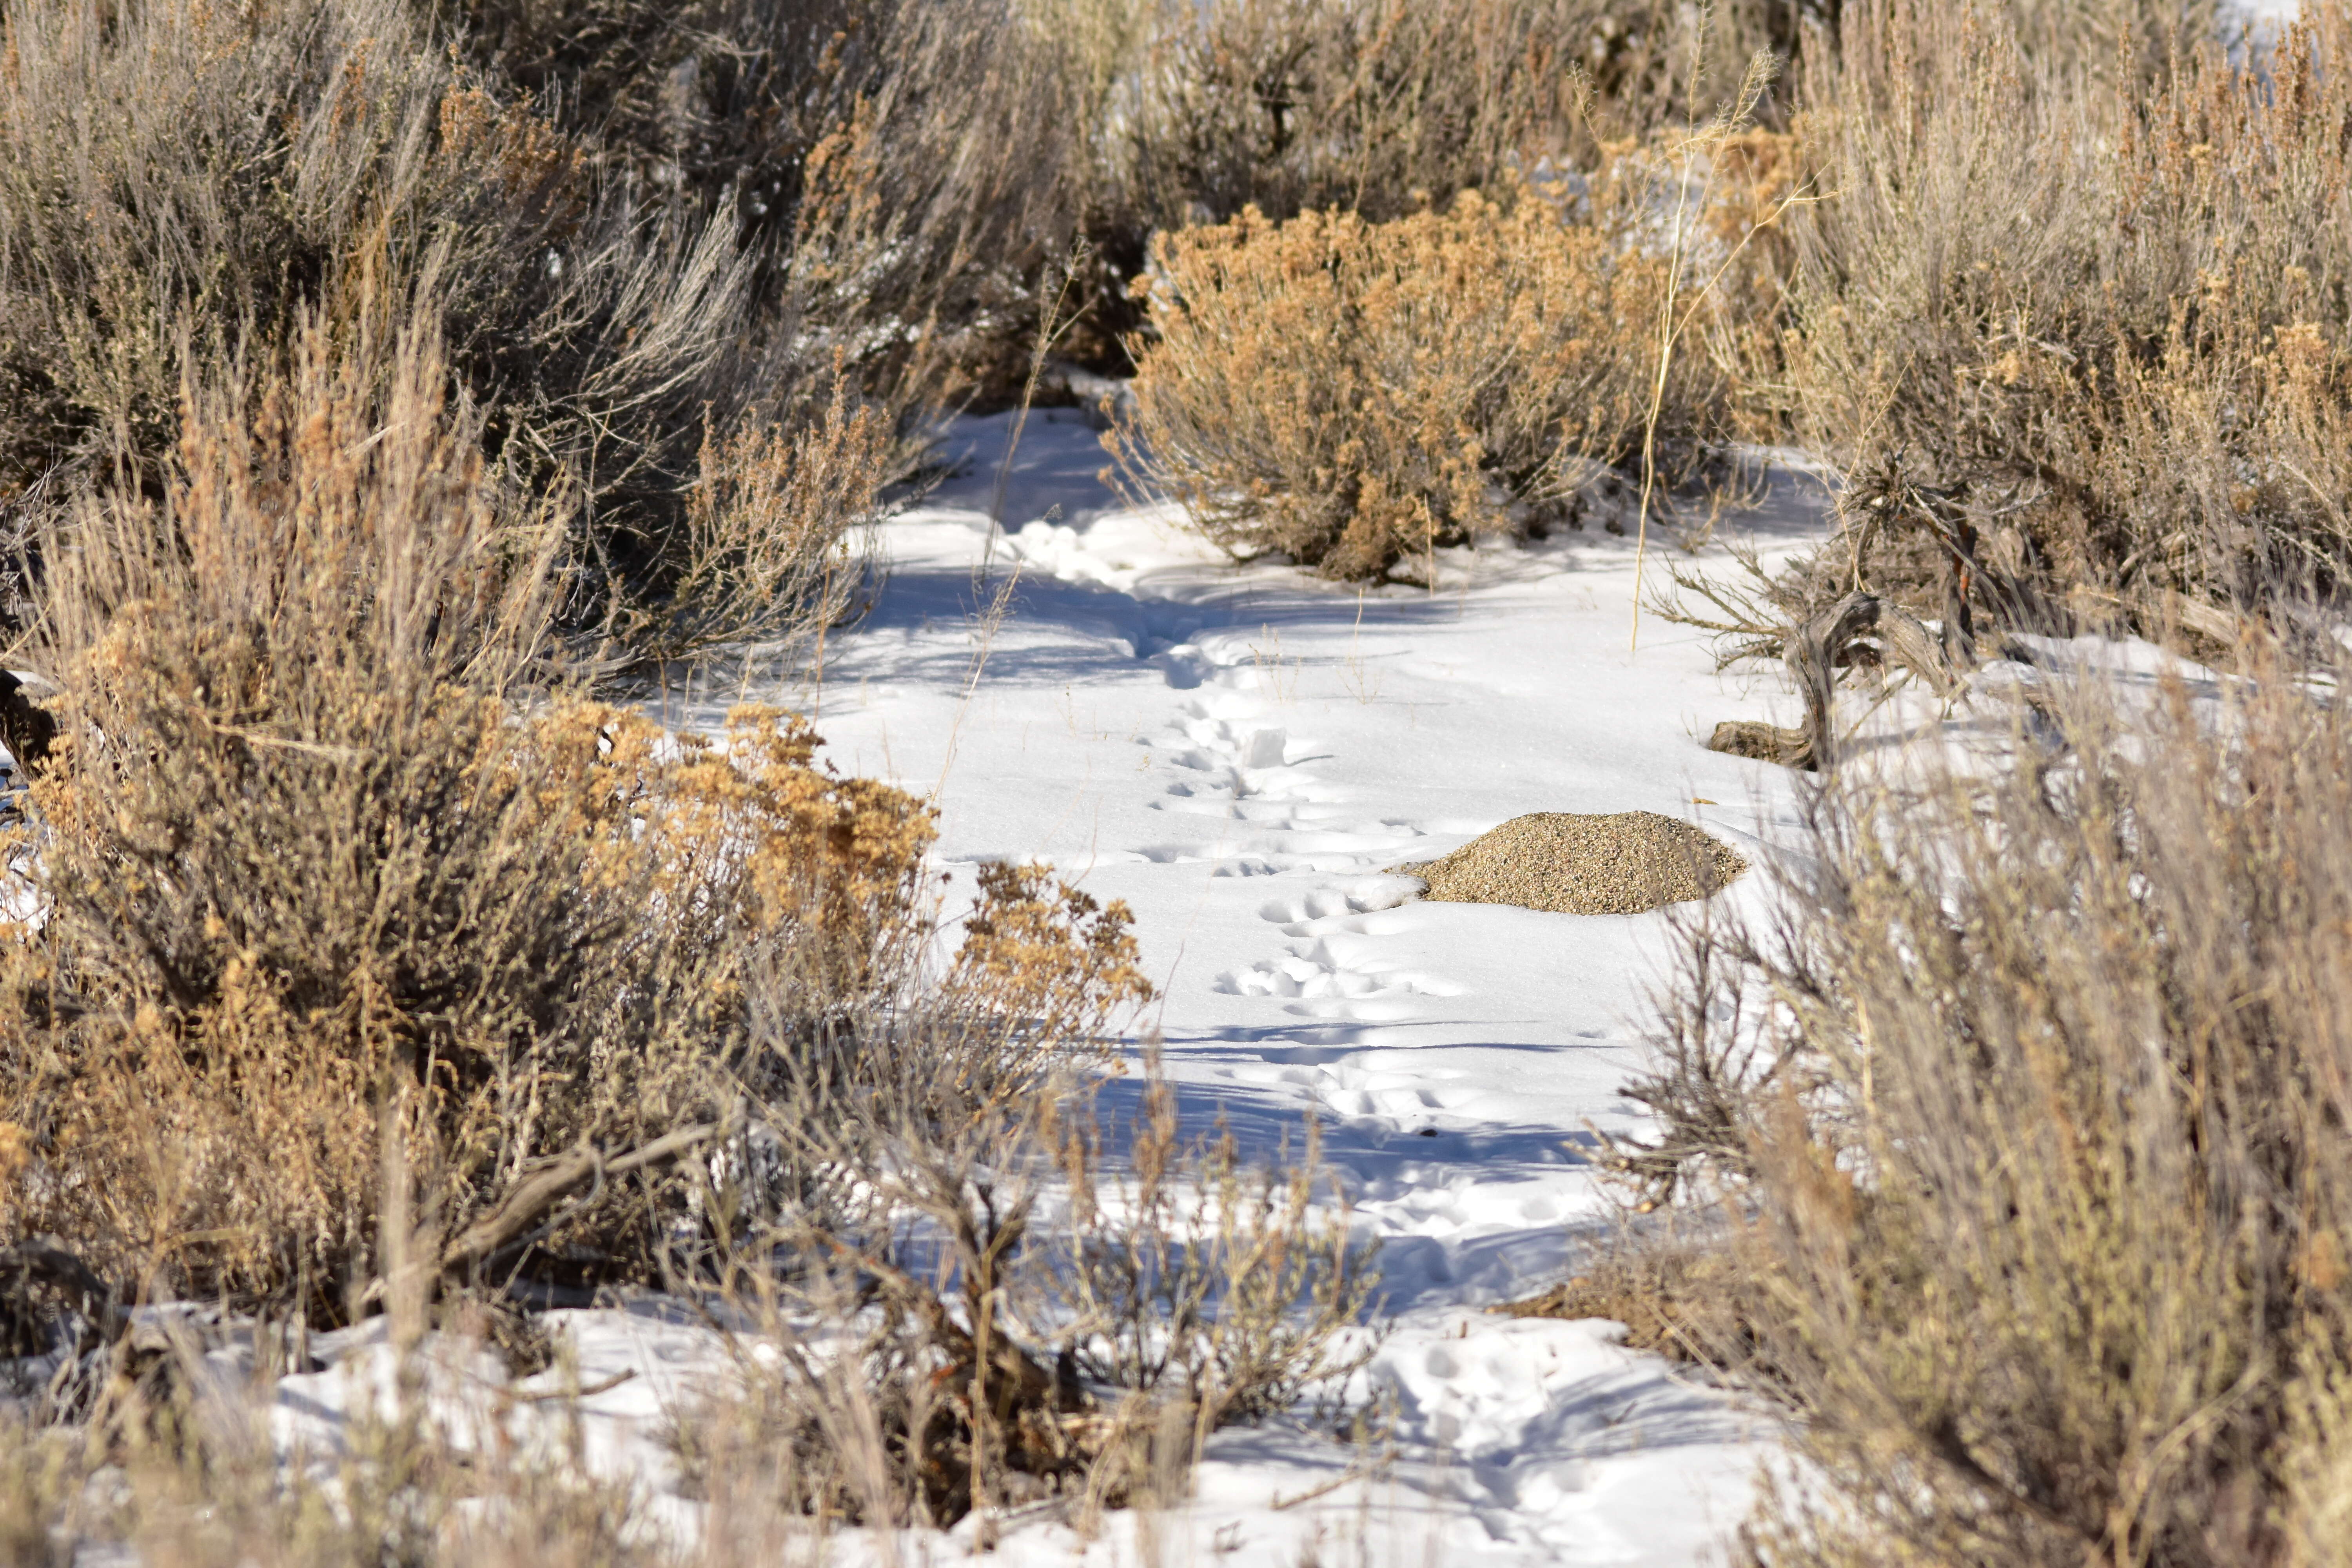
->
(646, 409), (1826, 1564)
(172, 409), (1827, 1568)
(54, 11), (2312, 1554)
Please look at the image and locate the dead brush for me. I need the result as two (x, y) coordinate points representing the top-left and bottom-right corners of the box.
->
(0, 0), (769, 633)
(1100, 0), (1807, 233)
(1030, 0), (1817, 373)
(1607, 645), (2352, 1566)
(650, 377), (895, 666)
(0, 296), (1316, 1558)
(0, 0), (1087, 664)
(674, 1038), (1381, 1537)
(1116, 187), (1693, 581)
(0, 1348), (668, 1568)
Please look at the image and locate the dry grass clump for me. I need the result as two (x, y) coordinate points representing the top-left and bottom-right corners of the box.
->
(1609, 652), (2352, 1566)
(1117, 190), (1692, 580)
(1392, 811), (1745, 915)
(1773, 4), (2352, 638)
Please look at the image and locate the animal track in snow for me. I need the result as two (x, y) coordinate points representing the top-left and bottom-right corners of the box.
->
(1222, 1058), (1485, 1133)
(1257, 876), (1424, 933)
(1213, 919), (1465, 1013)
(1215, 874), (1461, 1025)
(1139, 633), (1475, 1132)
(1140, 677), (1427, 864)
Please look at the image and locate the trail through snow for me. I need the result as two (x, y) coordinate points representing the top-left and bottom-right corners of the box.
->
(641, 408), (1833, 1565)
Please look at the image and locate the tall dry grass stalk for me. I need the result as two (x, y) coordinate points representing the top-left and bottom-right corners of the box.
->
(1613, 647), (2352, 1565)
(1622, 16), (1804, 653)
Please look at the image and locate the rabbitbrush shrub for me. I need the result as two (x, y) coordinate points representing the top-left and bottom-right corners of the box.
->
(0, 309), (966, 1315)
(0, 305), (1140, 1327)
(1119, 189), (1698, 581)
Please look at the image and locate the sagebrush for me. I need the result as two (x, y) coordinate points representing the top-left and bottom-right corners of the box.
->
(0, 310), (949, 1314)
(1613, 652), (2352, 1566)
(1773, 4), (2352, 638)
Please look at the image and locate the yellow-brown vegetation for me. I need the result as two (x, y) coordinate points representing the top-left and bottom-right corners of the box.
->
(1778, 5), (2352, 632)
(1615, 653), (2352, 1566)
(1118, 191), (1688, 580)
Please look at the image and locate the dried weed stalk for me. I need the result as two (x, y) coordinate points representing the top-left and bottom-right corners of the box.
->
(682, 1036), (1380, 1534)
(1624, 24), (1806, 652)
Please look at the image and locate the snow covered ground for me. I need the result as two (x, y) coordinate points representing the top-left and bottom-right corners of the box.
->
(128, 404), (2246, 1564)
(6, 13), (2316, 1563)
(132, 410), (1861, 1566)
(29, 16), (2318, 1563)
(643, 410), (1828, 1565)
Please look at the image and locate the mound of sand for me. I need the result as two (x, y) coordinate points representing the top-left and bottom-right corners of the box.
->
(1390, 811), (1745, 916)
